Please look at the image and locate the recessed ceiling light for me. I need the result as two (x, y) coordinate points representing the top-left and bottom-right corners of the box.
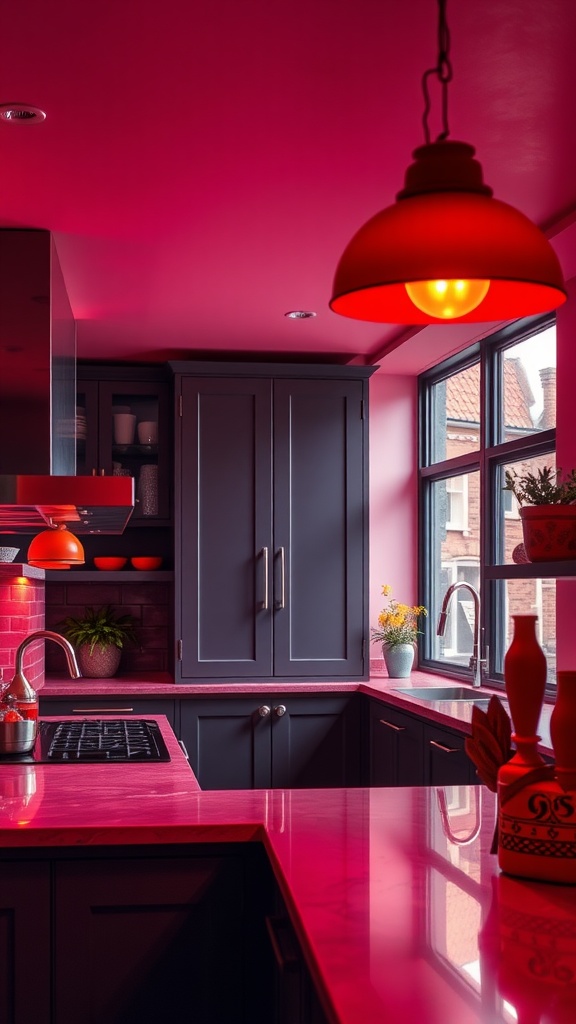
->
(0, 103), (46, 124)
(284, 310), (317, 319)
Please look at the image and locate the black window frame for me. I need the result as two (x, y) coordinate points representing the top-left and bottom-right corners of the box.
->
(418, 313), (557, 690)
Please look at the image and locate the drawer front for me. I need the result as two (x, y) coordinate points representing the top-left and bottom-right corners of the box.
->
(39, 697), (176, 728)
(424, 723), (475, 785)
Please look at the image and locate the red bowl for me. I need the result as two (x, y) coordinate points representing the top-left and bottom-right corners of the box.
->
(93, 556), (128, 571)
(130, 556), (162, 571)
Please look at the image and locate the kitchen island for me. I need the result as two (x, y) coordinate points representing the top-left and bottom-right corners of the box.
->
(1, 713), (572, 1023)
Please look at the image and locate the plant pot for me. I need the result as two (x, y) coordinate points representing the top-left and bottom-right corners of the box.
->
(382, 643), (414, 678)
(519, 505), (576, 562)
(76, 643), (122, 679)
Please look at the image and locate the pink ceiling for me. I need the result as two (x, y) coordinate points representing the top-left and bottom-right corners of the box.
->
(1, 0), (576, 371)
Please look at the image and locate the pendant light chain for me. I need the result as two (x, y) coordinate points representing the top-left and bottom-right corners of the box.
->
(330, 0), (566, 323)
(421, 0), (453, 144)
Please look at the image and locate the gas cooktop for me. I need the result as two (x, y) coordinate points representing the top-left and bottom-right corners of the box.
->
(0, 719), (171, 764)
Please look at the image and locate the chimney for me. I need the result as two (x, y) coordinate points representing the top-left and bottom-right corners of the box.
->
(539, 367), (556, 430)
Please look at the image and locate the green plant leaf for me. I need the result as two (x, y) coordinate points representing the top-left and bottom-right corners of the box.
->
(57, 604), (138, 655)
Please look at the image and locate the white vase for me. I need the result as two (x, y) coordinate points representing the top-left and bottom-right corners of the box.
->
(382, 643), (414, 678)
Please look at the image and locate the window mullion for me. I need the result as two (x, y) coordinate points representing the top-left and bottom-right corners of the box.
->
(418, 313), (557, 690)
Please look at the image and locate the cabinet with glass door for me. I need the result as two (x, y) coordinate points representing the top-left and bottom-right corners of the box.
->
(76, 366), (172, 525)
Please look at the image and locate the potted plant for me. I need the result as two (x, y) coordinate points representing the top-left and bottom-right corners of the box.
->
(370, 585), (427, 678)
(58, 604), (138, 678)
(504, 466), (576, 562)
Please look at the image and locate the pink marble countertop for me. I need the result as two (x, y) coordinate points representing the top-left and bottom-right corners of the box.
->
(39, 669), (554, 752)
(0, 713), (570, 1023)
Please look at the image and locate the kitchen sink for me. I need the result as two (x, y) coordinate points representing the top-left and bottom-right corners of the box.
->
(392, 686), (495, 703)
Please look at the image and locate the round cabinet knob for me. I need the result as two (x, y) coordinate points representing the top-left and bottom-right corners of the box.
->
(274, 704), (287, 717)
(257, 705), (271, 718)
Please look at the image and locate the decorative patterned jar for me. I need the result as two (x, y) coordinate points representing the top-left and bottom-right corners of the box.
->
(498, 616), (576, 884)
(519, 505), (576, 561)
(382, 643), (414, 679)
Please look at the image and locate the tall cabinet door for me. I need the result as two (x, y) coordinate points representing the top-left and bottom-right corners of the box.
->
(178, 377), (273, 678)
(273, 378), (365, 677)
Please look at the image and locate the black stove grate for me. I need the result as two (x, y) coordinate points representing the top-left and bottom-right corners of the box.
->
(43, 719), (171, 762)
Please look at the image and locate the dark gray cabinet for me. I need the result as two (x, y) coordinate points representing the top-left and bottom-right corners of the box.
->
(173, 364), (373, 682)
(0, 861), (51, 1024)
(0, 845), (274, 1024)
(424, 720), (476, 785)
(367, 698), (475, 787)
(54, 853), (248, 1023)
(180, 694), (361, 790)
(76, 367), (172, 525)
(266, 896), (330, 1024)
(367, 699), (425, 786)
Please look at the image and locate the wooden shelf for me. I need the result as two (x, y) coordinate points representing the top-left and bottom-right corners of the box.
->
(44, 570), (174, 583)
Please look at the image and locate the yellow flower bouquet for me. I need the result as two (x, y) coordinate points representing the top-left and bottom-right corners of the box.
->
(370, 585), (427, 649)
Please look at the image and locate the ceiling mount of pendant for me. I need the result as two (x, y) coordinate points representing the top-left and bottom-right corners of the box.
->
(0, 103), (46, 124)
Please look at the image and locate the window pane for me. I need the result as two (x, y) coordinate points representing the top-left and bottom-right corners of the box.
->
(497, 452), (556, 564)
(428, 363), (480, 464)
(500, 326), (556, 442)
(429, 473), (480, 666)
(494, 578), (556, 688)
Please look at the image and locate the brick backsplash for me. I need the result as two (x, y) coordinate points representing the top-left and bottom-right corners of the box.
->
(45, 582), (171, 674)
(0, 565), (45, 687)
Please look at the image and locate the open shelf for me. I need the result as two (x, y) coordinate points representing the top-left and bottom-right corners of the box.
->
(486, 561), (576, 579)
(44, 570), (174, 583)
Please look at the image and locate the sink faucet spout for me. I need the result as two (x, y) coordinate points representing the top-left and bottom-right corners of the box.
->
(437, 582), (486, 687)
(2, 630), (81, 720)
(14, 630), (81, 680)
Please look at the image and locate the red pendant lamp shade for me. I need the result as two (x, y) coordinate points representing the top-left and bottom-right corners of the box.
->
(330, 141), (567, 324)
(27, 523), (85, 570)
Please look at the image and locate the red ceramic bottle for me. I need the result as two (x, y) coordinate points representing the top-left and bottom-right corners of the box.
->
(497, 615), (553, 881)
(550, 670), (576, 792)
(502, 614), (547, 773)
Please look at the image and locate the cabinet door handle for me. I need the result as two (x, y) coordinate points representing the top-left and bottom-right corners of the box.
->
(429, 739), (460, 754)
(257, 705), (271, 718)
(265, 916), (300, 970)
(261, 547), (269, 610)
(70, 707), (135, 713)
(379, 719), (406, 732)
(274, 704), (287, 718)
(276, 547), (286, 609)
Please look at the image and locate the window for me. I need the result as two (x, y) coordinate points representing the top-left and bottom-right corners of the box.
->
(445, 475), (469, 532)
(419, 316), (557, 690)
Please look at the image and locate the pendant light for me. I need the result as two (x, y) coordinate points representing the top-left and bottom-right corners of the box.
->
(27, 523), (85, 570)
(330, 0), (567, 324)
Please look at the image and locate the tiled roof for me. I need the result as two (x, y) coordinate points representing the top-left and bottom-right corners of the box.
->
(446, 359), (536, 429)
(446, 364), (480, 424)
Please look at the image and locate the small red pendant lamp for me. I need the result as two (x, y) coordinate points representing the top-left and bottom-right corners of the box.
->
(330, 0), (567, 325)
(27, 523), (85, 570)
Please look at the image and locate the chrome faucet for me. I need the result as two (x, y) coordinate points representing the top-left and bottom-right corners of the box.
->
(437, 582), (487, 687)
(7, 630), (81, 703)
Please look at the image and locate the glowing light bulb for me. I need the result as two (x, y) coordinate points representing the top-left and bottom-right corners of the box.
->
(405, 278), (490, 319)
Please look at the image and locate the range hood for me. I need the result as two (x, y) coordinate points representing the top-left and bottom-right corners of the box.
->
(0, 230), (134, 535)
